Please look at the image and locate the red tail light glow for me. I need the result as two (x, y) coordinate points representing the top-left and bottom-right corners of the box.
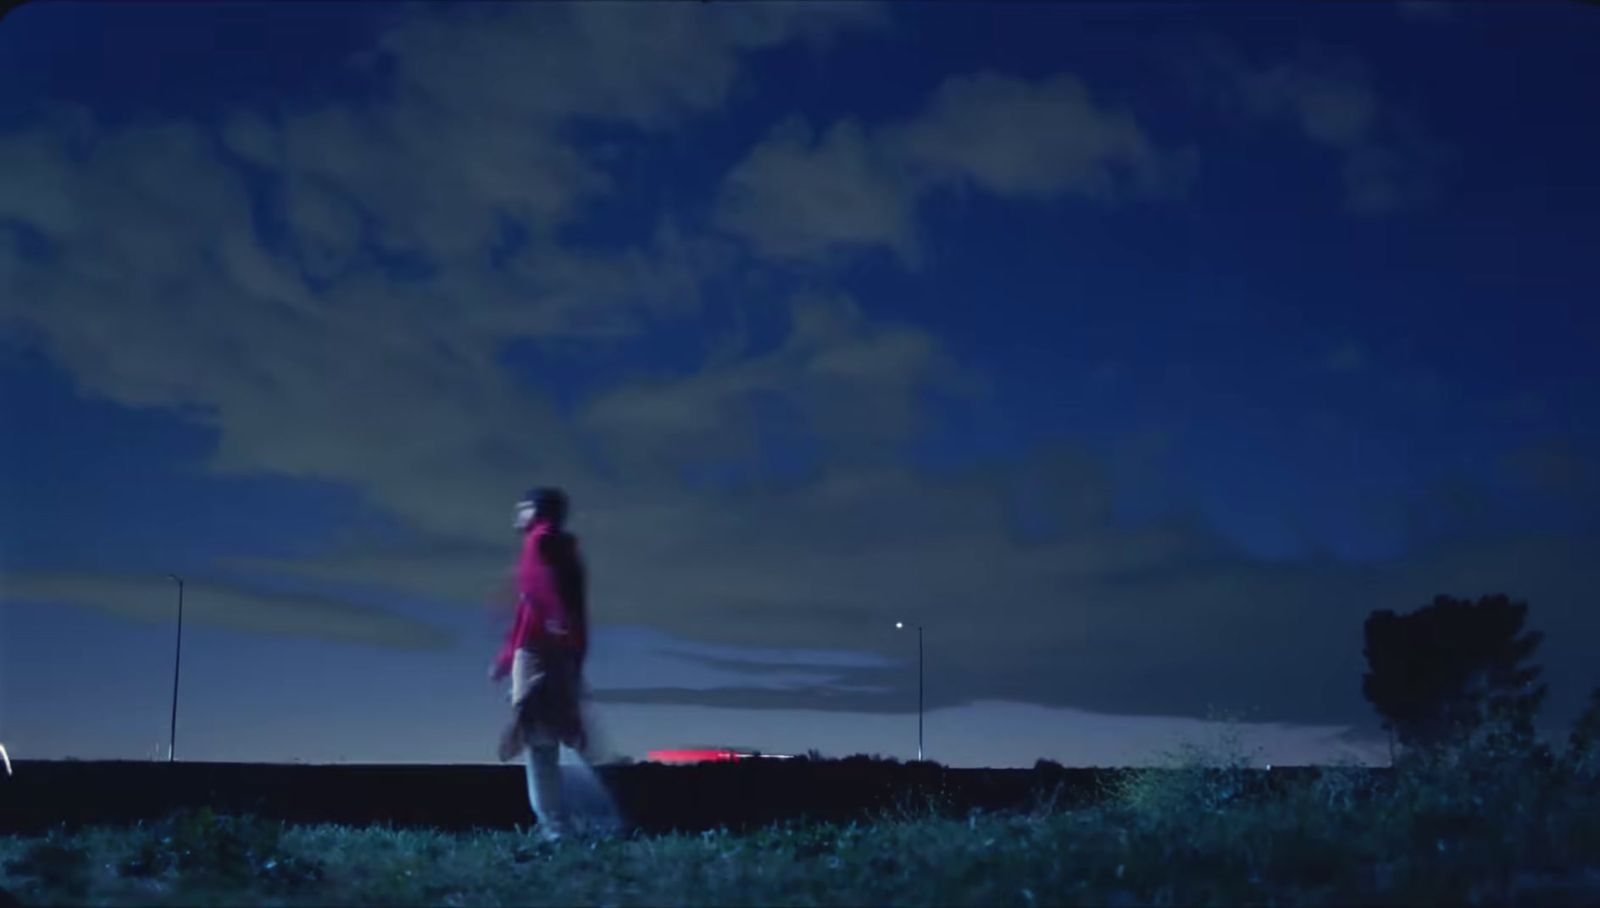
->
(647, 748), (745, 764)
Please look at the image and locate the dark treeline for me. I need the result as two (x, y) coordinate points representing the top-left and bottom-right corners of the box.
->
(0, 758), (1336, 836)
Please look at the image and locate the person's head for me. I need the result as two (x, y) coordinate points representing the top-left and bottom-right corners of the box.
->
(514, 486), (569, 533)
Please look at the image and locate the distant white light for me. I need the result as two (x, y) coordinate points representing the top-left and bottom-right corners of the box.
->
(0, 743), (11, 777)
(895, 621), (904, 629)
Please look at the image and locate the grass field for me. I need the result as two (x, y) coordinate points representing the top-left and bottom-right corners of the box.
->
(4, 725), (1600, 906)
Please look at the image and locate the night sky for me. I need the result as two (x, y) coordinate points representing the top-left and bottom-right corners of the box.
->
(2, 1), (1598, 767)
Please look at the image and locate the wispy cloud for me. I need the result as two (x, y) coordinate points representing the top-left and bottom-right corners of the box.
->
(1, 571), (452, 650)
(717, 71), (1194, 264)
(1315, 340), (1370, 375)
(1189, 42), (1454, 214)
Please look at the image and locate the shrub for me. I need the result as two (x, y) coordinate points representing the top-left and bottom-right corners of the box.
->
(5, 833), (90, 897)
(128, 808), (324, 888)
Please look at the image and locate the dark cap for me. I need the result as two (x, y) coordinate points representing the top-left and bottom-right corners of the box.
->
(519, 486), (570, 527)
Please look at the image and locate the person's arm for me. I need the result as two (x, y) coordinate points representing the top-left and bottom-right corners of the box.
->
(576, 556), (588, 661)
(571, 556), (588, 670)
(490, 597), (528, 681)
(553, 535), (589, 668)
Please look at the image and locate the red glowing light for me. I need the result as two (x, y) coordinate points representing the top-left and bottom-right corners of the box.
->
(647, 748), (745, 764)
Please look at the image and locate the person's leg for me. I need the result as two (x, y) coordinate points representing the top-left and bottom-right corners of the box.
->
(522, 726), (566, 839)
(511, 647), (565, 837)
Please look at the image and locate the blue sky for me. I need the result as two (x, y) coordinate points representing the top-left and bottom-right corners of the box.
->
(2, 1), (1598, 766)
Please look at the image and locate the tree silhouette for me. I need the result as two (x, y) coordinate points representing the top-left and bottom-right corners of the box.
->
(1362, 593), (1547, 751)
(1566, 687), (1600, 773)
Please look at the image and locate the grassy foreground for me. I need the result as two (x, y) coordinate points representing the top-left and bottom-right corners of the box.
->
(4, 729), (1600, 906)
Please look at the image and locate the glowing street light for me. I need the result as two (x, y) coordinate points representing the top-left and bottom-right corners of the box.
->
(0, 743), (11, 777)
(895, 621), (924, 762)
(165, 573), (185, 763)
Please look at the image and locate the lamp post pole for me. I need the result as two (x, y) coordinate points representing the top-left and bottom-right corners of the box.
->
(166, 573), (185, 763)
(896, 621), (924, 762)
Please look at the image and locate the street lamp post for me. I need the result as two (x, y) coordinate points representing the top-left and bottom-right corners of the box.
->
(165, 573), (185, 763)
(895, 621), (923, 762)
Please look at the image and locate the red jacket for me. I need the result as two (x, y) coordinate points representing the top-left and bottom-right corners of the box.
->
(493, 523), (587, 678)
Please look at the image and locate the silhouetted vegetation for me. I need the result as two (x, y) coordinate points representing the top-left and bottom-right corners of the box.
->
(1363, 593), (1548, 754)
(6, 710), (1600, 905)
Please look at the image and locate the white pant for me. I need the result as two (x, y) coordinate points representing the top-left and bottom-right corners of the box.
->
(511, 648), (569, 837)
(509, 647), (545, 707)
(523, 730), (565, 838)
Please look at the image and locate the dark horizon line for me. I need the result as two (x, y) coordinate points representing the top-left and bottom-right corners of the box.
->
(1, 757), (1356, 771)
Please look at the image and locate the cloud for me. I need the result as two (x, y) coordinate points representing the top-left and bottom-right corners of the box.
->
(1338, 115), (1452, 215)
(0, 4), (884, 548)
(221, 542), (515, 614)
(0, 571), (452, 650)
(221, 3), (886, 267)
(579, 293), (975, 471)
(371, 2), (884, 132)
(1, 0), (979, 676)
(502, 627), (903, 705)
(891, 73), (1191, 201)
(1315, 340), (1370, 374)
(222, 429), (1600, 733)
(1194, 43), (1452, 214)
(715, 71), (1192, 264)
(716, 118), (920, 264)
(0, 9), (1171, 599)
(211, 316), (1600, 732)
(591, 686), (902, 712)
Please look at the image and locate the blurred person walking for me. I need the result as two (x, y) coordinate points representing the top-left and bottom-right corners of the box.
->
(490, 486), (591, 841)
